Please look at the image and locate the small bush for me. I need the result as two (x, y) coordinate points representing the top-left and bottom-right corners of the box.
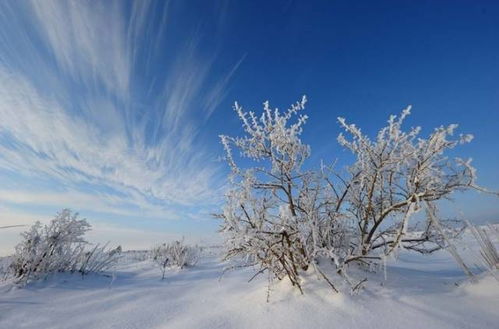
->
(468, 223), (499, 278)
(8, 209), (120, 285)
(152, 240), (198, 279)
(76, 244), (122, 276)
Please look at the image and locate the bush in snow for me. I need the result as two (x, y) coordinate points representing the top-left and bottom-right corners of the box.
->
(330, 107), (489, 280)
(0, 256), (13, 280)
(218, 97), (496, 295)
(467, 223), (499, 279)
(9, 209), (120, 285)
(218, 97), (316, 294)
(76, 244), (122, 276)
(152, 240), (198, 279)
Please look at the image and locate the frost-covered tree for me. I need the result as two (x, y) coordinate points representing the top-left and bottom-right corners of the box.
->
(219, 97), (340, 294)
(218, 97), (496, 295)
(334, 107), (490, 267)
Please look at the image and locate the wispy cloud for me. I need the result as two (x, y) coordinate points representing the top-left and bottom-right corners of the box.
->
(30, 0), (131, 97)
(0, 1), (239, 226)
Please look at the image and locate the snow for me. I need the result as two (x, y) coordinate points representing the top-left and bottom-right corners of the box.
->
(1, 245), (498, 329)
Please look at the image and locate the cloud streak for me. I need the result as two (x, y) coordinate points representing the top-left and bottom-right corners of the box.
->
(0, 0), (238, 223)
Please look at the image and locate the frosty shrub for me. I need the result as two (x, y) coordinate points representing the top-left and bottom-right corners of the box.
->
(9, 209), (120, 285)
(467, 223), (499, 279)
(333, 108), (484, 268)
(0, 256), (13, 280)
(218, 97), (317, 294)
(76, 244), (122, 276)
(152, 240), (198, 279)
(218, 97), (495, 295)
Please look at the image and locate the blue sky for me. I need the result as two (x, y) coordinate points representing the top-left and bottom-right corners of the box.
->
(0, 0), (498, 253)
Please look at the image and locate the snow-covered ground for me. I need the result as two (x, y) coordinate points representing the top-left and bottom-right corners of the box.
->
(1, 240), (498, 329)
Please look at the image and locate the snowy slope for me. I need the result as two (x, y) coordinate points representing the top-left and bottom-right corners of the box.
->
(0, 245), (498, 329)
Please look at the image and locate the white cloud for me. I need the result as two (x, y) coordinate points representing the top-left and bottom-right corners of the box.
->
(0, 1), (239, 227)
(0, 188), (180, 220)
(30, 0), (131, 96)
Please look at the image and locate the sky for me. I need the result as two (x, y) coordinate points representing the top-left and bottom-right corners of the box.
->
(0, 0), (498, 254)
